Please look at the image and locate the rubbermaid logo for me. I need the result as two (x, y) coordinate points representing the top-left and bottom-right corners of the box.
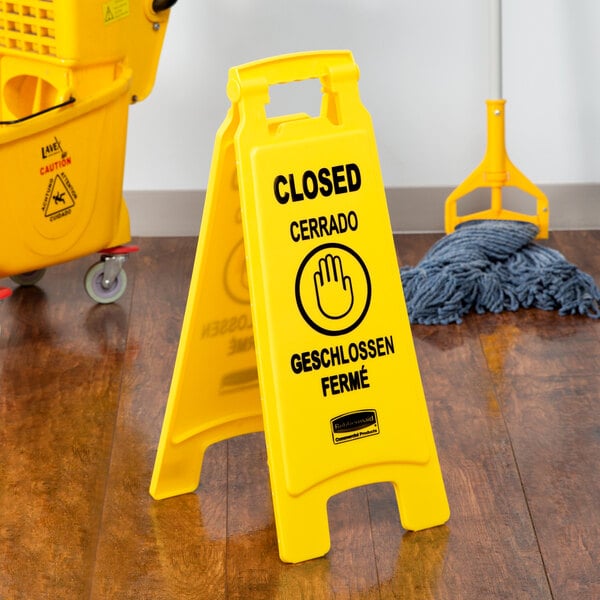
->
(331, 409), (379, 444)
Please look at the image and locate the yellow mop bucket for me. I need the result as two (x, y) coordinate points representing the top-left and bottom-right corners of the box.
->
(0, 0), (176, 302)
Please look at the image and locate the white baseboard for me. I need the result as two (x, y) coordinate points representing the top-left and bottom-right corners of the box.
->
(125, 184), (600, 237)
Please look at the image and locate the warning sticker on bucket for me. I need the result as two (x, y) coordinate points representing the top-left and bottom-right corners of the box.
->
(103, 0), (130, 24)
(42, 173), (77, 221)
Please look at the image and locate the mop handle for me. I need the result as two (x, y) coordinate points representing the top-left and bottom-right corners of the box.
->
(490, 0), (502, 99)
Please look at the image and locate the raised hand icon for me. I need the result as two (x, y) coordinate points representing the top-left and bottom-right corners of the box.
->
(313, 254), (354, 319)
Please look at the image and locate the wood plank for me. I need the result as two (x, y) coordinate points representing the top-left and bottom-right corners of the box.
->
(0, 255), (132, 599)
(394, 232), (443, 269)
(367, 482), (449, 599)
(89, 237), (229, 600)
(368, 319), (552, 599)
(476, 229), (600, 599)
(495, 371), (600, 599)
(546, 230), (600, 278)
(225, 432), (281, 600)
(224, 434), (382, 599)
(0, 231), (597, 598)
(325, 487), (381, 599)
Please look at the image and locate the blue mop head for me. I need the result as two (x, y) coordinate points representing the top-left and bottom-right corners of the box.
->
(400, 220), (600, 325)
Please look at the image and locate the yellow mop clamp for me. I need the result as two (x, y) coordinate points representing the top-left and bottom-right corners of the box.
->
(445, 0), (549, 239)
(150, 50), (449, 563)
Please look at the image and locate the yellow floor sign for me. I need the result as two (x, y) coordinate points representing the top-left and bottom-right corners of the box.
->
(150, 50), (449, 563)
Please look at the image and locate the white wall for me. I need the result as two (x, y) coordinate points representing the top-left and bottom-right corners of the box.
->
(124, 0), (600, 194)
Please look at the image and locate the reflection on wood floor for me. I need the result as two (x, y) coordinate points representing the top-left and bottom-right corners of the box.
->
(1, 231), (598, 599)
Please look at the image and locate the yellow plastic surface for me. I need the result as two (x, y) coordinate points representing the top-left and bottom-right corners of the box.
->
(0, 1), (170, 104)
(445, 100), (549, 239)
(151, 50), (449, 563)
(150, 106), (264, 500)
(0, 67), (132, 277)
(0, 1), (173, 277)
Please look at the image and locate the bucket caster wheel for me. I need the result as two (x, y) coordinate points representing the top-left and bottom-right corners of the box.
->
(10, 269), (46, 287)
(84, 245), (138, 304)
(84, 261), (128, 304)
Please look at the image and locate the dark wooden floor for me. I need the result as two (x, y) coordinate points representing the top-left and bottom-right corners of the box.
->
(0, 231), (598, 599)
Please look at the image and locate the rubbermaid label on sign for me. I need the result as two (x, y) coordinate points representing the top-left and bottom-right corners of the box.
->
(103, 0), (130, 24)
(331, 409), (379, 444)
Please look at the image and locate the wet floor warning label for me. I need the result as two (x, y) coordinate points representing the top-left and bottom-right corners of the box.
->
(103, 0), (130, 24)
(42, 173), (76, 221)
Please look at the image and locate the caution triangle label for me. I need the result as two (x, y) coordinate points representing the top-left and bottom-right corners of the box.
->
(45, 174), (75, 217)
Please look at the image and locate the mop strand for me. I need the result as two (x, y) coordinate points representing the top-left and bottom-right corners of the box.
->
(399, 220), (600, 325)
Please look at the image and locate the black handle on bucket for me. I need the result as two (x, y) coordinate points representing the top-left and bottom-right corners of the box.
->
(152, 0), (177, 11)
(0, 97), (75, 126)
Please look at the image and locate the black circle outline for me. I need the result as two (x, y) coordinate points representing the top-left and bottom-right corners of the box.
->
(295, 242), (372, 336)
